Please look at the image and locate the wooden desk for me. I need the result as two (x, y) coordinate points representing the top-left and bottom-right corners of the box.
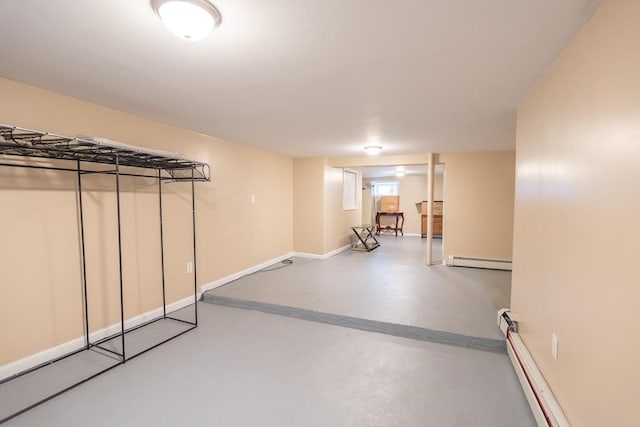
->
(418, 201), (443, 238)
(421, 214), (443, 237)
(375, 212), (404, 236)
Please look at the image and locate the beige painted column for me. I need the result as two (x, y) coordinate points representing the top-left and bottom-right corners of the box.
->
(425, 152), (434, 265)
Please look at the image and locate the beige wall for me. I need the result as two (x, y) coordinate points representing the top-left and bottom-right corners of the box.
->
(434, 173), (444, 201)
(0, 77), (294, 365)
(438, 151), (515, 261)
(292, 159), (362, 255)
(512, 2), (640, 426)
(293, 158), (325, 255)
(323, 165), (362, 253)
(362, 182), (373, 226)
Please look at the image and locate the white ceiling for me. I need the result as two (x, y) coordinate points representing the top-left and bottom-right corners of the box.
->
(0, 0), (600, 157)
(361, 164), (443, 179)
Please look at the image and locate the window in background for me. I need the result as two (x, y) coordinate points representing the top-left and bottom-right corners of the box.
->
(372, 182), (399, 196)
(343, 169), (358, 210)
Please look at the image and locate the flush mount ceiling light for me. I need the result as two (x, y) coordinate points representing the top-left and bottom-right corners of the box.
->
(364, 146), (382, 156)
(152, 0), (221, 41)
(395, 170), (406, 177)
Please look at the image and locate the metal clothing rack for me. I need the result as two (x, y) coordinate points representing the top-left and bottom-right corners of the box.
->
(0, 124), (211, 423)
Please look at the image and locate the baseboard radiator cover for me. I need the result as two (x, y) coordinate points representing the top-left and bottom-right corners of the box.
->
(447, 255), (512, 271)
(497, 309), (570, 427)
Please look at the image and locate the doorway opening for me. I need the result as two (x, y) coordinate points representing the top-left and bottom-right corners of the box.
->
(356, 163), (445, 265)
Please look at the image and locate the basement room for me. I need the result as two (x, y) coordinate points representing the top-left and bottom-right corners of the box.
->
(0, 1), (637, 426)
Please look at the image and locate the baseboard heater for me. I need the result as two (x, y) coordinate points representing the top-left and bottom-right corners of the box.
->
(447, 255), (512, 271)
(497, 309), (570, 427)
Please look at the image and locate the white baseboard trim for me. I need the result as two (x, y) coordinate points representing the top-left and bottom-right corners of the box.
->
(200, 245), (350, 293)
(0, 337), (85, 383)
(2, 247), (350, 381)
(402, 233), (422, 237)
(0, 294), (196, 382)
(498, 310), (570, 427)
(200, 252), (296, 293)
(293, 243), (352, 260)
(291, 251), (324, 260)
(201, 246), (351, 293)
(447, 255), (512, 271)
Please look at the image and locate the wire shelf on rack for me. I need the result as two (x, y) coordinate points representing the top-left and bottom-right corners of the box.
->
(0, 124), (210, 181)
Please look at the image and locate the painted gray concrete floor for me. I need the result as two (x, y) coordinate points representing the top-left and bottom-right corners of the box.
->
(207, 236), (510, 340)
(5, 304), (535, 427)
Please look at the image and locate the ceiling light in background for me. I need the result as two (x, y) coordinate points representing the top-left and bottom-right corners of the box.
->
(364, 146), (382, 156)
(152, 0), (222, 41)
(395, 170), (405, 177)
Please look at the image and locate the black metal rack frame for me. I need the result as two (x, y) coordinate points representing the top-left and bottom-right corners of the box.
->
(0, 124), (211, 423)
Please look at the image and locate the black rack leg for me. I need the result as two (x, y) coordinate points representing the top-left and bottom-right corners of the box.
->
(158, 169), (167, 318)
(77, 161), (90, 349)
(115, 156), (126, 361)
(191, 167), (198, 325)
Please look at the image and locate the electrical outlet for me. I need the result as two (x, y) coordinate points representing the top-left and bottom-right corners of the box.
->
(187, 262), (193, 274)
(551, 333), (559, 360)
(251, 194), (255, 205)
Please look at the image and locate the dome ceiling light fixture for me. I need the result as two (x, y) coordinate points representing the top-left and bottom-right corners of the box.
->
(152, 0), (222, 41)
(364, 146), (382, 156)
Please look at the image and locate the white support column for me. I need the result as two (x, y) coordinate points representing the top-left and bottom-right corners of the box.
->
(425, 153), (435, 266)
